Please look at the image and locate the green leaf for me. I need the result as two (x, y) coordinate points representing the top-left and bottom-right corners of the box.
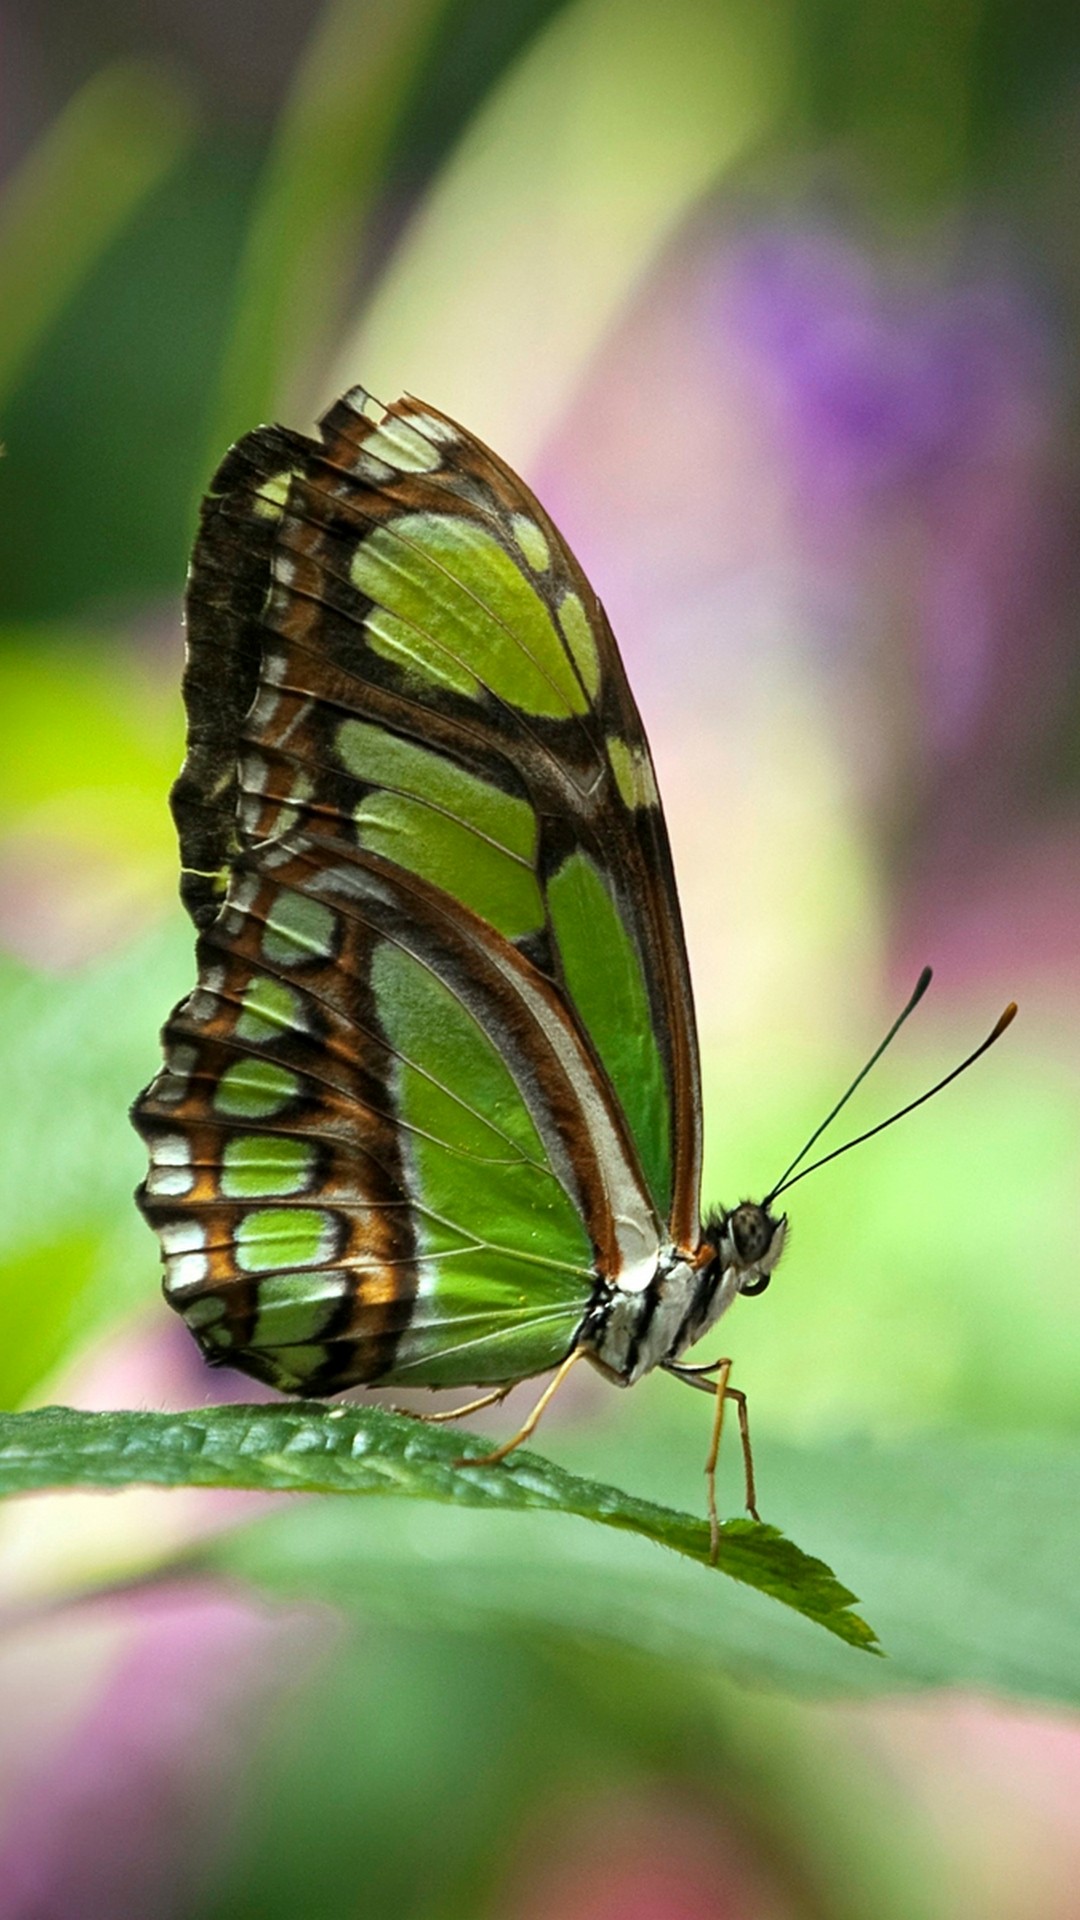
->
(0, 1403), (874, 1650)
(204, 1426), (1080, 1708)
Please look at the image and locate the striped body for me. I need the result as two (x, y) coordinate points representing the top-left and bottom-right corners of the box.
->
(588, 1249), (739, 1385)
(132, 388), (784, 1399)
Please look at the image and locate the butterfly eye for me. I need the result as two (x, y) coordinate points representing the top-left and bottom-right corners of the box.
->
(730, 1204), (771, 1265)
(740, 1273), (771, 1297)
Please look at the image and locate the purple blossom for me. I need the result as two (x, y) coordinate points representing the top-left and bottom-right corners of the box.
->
(726, 227), (1051, 529)
(723, 224), (1076, 908)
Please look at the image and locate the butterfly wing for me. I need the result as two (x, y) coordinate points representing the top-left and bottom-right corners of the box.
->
(132, 389), (702, 1393)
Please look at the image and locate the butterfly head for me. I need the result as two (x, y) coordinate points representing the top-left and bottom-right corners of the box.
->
(704, 1202), (788, 1298)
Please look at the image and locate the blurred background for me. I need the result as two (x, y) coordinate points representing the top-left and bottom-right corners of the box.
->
(1, 0), (1078, 1913)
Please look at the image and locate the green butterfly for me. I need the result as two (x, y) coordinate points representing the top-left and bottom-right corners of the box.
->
(131, 387), (1012, 1539)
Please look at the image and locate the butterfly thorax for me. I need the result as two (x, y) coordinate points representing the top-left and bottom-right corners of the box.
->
(582, 1203), (787, 1387)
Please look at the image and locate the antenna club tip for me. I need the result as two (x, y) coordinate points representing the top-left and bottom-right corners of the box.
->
(994, 1001), (1019, 1038)
(912, 965), (933, 1002)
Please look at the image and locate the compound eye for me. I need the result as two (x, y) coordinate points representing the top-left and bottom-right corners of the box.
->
(740, 1272), (771, 1297)
(731, 1205), (770, 1265)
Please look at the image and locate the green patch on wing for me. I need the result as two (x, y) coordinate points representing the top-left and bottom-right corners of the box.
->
(386, 1273), (586, 1389)
(251, 1270), (350, 1346)
(221, 1134), (315, 1198)
(234, 1207), (337, 1273)
(339, 720), (544, 938)
(556, 591), (601, 699)
(261, 890), (338, 965)
(235, 978), (307, 1044)
(350, 513), (589, 717)
(547, 852), (671, 1216)
(371, 941), (592, 1387)
(214, 1058), (301, 1119)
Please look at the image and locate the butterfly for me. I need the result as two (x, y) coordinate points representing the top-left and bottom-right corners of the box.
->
(131, 386), (1014, 1546)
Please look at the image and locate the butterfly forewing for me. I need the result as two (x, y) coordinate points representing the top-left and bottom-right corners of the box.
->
(133, 388), (702, 1394)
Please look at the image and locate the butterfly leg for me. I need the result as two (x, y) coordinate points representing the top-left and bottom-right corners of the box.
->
(453, 1346), (588, 1469)
(664, 1358), (761, 1551)
(390, 1385), (514, 1426)
(703, 1358), (732, 1563)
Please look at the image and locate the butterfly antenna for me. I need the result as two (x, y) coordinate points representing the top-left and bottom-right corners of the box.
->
(763, 966), (934, 1205)
(766, 995), (1017, 1203)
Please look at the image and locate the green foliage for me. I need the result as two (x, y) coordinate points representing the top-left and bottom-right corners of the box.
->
(346, 0), (793, 459)
(196, 1622), (936, 1920)
(0, 926), (191, 1404)
(208, 1422), (1080, 1706)
(0, 637), (181, 838)
(1, 146), (262, 621)
(3, 1406), (1078, 1709)
(0, 1234), (107, 1411)
(207, 0), (455, 454)
(0, 3), (1077, 1912)
(0, 1403), (875, 1650)
(0, 63), (192, 409)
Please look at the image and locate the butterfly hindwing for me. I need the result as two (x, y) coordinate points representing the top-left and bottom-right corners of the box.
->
(133, 388), (702, 1393)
